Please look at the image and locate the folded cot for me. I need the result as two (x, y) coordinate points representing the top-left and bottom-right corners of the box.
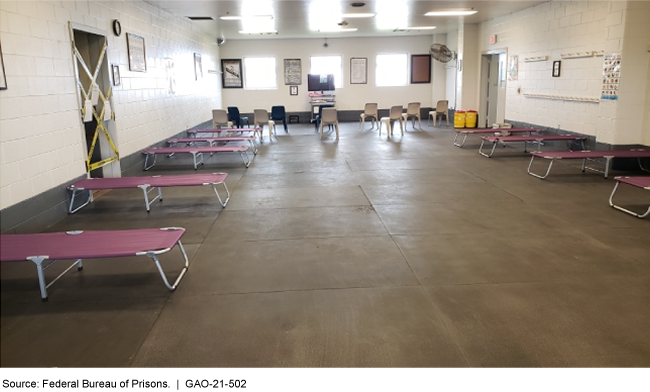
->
(142, 145), (250, 170)
(478, 134), (586, 157)
(0, 227), (189, 300)
(608, 176), (650, 218)
(68, 173), (230, 214)
(527, 149), (650, 179)
(453, 128), (540, 147)
(168, 136), (258, 155)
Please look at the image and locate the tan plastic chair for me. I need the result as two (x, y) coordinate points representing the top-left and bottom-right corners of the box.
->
(359, 103), (378, 130)
(402, 102), (422, 130)
(212, 109), (233, 128)
(430, 100), (449, 126)
(380, 105), (404, 136)
(253, 109), (276, 141)
(319, 107), (339, 139)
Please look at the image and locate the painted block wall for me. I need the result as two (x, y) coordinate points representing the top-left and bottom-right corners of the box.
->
(475, 1), (649, 146)
(0, 0), (221, 210)
(218, 36), (435, 112)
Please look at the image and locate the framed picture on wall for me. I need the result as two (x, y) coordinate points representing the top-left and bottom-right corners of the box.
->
(284, 59), (301, 85)
(552, 60), (561, 77)
(221, 59), (243, 88)
(112, 65), (121, 86)
(410, 54), (431, 84)
(290, 85), (298, 95)
(126, 33), (146, 72)
(350, 57), (367, 84)
(0, 42), (7, 90)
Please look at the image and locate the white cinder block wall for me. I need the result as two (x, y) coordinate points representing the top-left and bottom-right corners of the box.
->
(473, 1), (649, 145)
(219, 36), (434, 112)
(0, 0), (221, 210)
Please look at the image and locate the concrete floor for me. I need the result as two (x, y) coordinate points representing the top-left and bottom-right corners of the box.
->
(1, 121), (649, 367)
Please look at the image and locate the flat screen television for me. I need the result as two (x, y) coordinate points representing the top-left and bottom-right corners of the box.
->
(307, 74), (335, 92)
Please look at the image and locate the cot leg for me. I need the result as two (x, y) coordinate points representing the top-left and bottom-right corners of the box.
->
(69, 188), (92, 214)
(211, 181), (230, 207)
(581, 158), (587, 172)
(240, 151), (251, 168)
(147, 241), (189, 291)
(139, 185), (162, 212)
(479, 140), (497, 158)
(31, 257), (49, 301)
(638, 157), (650, 172)
(250, 140), (258, 155)
(453, 133), (468, 147)
(604, 157), (613, 179)
(527, 155), (555, 179)
(144, 153), (157, 171)
(609, 181), (650, 218)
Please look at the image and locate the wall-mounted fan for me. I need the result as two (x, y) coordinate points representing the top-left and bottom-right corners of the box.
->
(429, 43), (457, 63)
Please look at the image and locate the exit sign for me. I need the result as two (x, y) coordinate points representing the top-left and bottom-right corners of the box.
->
(490, 34), (497, 44)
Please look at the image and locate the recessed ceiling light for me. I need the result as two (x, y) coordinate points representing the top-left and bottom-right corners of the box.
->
(342, 12), (376, 18)
(220, 15), (274, 20)
(425, 10), (478, 16)
(318, 28), (359, 32)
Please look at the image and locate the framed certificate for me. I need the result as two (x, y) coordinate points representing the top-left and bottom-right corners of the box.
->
(350, 57), (367, 84)
(221, 59), (243, 88)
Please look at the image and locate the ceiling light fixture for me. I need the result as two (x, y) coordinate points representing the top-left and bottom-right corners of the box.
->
(399, 26), (436, 30)
(341, 12), (376, 18)
(238, 30), (278, 35)
(425, 10), (478, 16)
(220, 15), (274, 20)
(318, 27), (358, 32)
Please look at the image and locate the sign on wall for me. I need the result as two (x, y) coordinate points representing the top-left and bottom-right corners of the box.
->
(601, 53), (621, 101)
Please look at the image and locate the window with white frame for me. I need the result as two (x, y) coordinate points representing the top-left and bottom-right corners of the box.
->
(310, 56), (343, 88)
(243, 57), (277, 89)
(376, 54), (408, 86)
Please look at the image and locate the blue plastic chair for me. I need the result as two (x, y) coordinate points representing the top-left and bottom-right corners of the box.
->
(227, 107), (249, 128)
(271, 106), (288, 133)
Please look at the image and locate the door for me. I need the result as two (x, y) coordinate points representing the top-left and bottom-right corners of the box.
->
(70, 24), (119, 178)
(480, 54), (500, 127)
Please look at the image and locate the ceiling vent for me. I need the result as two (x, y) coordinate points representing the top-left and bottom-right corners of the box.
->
(187, 16), (214, 21)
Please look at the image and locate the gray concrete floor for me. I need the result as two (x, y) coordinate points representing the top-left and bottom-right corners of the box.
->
(1, 121), (649, 367)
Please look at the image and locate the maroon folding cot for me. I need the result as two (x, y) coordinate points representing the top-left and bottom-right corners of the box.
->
(68, 173), (230, 214)
(168, 136), (258, 155)
(142, 145), (250, 170)
(453, 127), (540, 147)
(479, 134), (586, 157)
(609, 176), (650, 218)
(187, 127), (260, 139)
(0, 228), (189, 300)
(527, 149), (650, 179)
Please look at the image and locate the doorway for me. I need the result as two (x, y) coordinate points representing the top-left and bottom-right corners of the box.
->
(479, 51), (507, 128)
(71, 24), (119, 178)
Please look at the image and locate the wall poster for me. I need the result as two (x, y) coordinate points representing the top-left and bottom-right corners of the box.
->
(350, 57), (367, 84)
(126, 33), (146, 72)
(507, 55), (518, 81)
(601, 53), (621, 101)
(221, 59), (243, 88)
(284, 59), (301, 85)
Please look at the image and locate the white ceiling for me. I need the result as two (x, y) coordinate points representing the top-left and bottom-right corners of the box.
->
(145, 0), (547, 40)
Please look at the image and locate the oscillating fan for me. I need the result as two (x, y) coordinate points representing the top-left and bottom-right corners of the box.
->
(429, 43), (456, 63)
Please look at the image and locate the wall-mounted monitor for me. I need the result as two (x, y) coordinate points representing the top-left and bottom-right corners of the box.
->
(307, 74), (335, 92)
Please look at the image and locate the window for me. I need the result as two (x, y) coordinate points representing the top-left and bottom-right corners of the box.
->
(376, 54), (408, 86)
(310, 56), (343, 88)
(243, 57), (277, 89)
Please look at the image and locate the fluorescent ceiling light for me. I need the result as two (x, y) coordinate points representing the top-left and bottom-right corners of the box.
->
(399, 26), (436, 30)
(220, 15), (273, 20)
(341, 12), (376, 18)
(239, 30), (278, 34)
(425, 10), (478, 16)
(318, 28), (358, 32)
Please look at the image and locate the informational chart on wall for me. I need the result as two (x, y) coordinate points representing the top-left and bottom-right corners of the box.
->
(601, 53), (621, 101)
